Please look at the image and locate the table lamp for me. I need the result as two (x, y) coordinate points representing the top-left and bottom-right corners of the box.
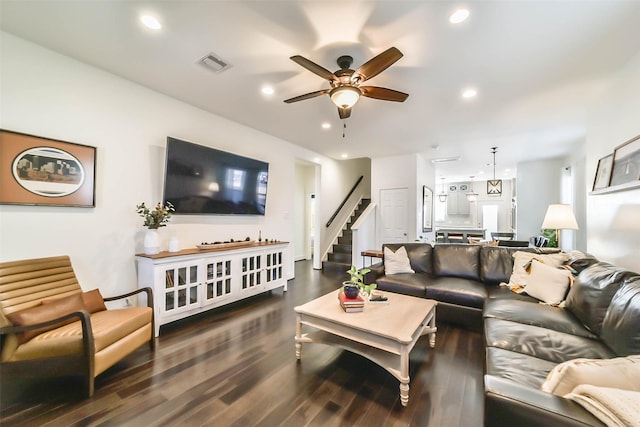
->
(541, 204), (579, 249)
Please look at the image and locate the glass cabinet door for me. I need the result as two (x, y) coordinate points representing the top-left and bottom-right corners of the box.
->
(203, 258), (232, 305)
(163, 263), (199, 314)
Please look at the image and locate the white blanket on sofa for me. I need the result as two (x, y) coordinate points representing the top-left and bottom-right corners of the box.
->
(566, 384), (640, 427)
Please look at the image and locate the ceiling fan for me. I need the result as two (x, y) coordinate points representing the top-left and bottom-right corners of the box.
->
(284, 47), (409, 119)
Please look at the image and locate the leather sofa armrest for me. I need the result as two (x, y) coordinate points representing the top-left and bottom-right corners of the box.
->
(484, 375), (604, 427)
(364, 262), (384, 284)
(104, 287), (154, 309)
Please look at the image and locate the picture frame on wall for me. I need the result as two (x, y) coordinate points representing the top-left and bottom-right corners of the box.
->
(0, 129), (96, 207)
(609, 134), (640, 187)
(422, 185), (433, 232)
(592, 153), (614, 191)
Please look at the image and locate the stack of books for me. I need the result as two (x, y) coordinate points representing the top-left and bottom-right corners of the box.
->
(338, 292), (365, 313)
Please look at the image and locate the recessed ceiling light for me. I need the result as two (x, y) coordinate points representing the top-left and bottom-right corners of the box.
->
(449, 9), (470, 24)
(140, 15), (162, 30)
(478, 171), (485, 175)
(321, 123), (331, 129)
(341, 154), (348, 158)
(261, 86), (274, 95)
(462, 88), (477, 99)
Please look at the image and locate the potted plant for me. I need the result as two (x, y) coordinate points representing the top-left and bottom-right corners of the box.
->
(136, 201), (175, 254)
(344, 265), (376, 297)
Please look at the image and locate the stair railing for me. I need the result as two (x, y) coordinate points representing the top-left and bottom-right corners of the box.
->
(326, 176), (363, 228)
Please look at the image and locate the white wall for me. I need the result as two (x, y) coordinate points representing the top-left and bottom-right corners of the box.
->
(294, 162), (315, 261)
(516, 158), (564, 241)
(0, 32), (364, 297)
(585, 50), (640, 273)
(371, 153), (435, 247)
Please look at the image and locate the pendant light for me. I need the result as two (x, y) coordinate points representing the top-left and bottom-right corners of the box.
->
(438, 177), (448, 202)
(466, 176), (478, 202)
(487, 147), (502, 196)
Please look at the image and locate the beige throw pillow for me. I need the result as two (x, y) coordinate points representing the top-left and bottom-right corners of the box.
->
(524, 260), (572, 305)
(384, 246), (415, 275)
(508, 251), (568, 288)
(541, 355), (640, 396)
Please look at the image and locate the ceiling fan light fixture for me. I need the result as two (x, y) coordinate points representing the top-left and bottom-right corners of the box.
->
(330, 86), (361, 109)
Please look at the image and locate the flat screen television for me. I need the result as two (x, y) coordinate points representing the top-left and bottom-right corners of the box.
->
(163, 137), (269, 215)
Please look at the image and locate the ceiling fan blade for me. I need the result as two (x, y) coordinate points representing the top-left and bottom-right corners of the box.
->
(361, 86), (409, 102)
(353, 47), (403, 83)
(290, 55), (336, 81)
(284, 89), (330, 103)
(338, 107), (351, 119)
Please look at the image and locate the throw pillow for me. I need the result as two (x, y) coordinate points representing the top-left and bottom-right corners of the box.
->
(384, 246), (415, 275)
(507, 251), (568, 288)
(43, 289), (106, 314)
(82, 289), (107, 313)
(524, 260), (572, 305)
(5, 293), (87, 344)
(541, 355), (640, 396)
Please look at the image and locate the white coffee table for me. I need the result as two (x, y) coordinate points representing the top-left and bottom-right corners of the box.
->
(294, 290), (437, 406)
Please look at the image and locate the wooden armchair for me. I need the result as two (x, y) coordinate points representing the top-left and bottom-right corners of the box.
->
(0, 256), (155, 397)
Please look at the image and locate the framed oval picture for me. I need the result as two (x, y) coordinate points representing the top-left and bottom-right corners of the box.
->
(0, 129), (96, 207)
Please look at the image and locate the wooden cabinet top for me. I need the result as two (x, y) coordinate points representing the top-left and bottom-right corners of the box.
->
(136, 241), (288, 260)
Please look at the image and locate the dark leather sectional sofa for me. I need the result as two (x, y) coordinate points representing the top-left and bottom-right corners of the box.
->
(367, 243), (640, 427)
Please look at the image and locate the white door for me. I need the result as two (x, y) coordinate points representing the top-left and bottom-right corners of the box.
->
(380, 188), (408, 243)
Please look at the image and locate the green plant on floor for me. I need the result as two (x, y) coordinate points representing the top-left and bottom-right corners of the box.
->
(346, 265), (377, 295)
(541, 229), (557, 248)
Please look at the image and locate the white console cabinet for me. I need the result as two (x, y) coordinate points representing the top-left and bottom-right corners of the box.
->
(135, 242), (288, 336)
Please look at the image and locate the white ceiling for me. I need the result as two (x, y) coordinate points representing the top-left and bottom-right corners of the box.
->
(2, 1), (640, 182)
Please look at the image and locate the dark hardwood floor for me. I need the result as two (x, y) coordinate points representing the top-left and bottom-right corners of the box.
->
(0, 260), (484, 427)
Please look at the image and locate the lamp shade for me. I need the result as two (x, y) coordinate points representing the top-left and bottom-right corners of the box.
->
(541, 204), (579, 230)
(330, 86), (361, 109)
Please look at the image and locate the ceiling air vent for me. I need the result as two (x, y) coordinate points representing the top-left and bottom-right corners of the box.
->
(431, 156), (461, 164)
(198, 52), (230, 73)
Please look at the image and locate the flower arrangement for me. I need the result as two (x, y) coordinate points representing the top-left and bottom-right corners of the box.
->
(136, 202), (175, 229)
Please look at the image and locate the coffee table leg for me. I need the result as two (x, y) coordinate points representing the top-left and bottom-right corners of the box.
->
(429, 309), (437, 348)
(295, 313), (302, 359)
(400, 347), (410, 406)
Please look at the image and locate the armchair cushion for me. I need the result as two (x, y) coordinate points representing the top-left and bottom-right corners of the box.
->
(5, 293), (87, 344)
(6, 307), (152, 362)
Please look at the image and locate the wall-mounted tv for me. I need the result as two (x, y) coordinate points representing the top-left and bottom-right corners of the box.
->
(163, 137), (269, 215)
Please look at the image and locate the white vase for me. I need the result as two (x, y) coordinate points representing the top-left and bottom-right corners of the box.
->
(144, 229), (160, 255)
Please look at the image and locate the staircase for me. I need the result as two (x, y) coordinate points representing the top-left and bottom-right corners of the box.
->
(322, 199), (371, 274)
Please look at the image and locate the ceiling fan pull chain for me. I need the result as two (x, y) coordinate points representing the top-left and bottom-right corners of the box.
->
(343, 122), (346, 138)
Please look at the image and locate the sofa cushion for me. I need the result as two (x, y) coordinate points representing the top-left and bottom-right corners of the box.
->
(383, 243), (432, 274)
(383, 246), (414, 274)
(486, 285), (541, 302)
(540, 355), (640, 397)
(486, 346), (558, 388)
(565, 250), (600, 275)
(565, 262), (637, 335)
(426, 277), (487, 309)
(523, 260), (572, 305)
(5, 293), (87, 344)
(600, 278), (640, 356)
(484, 318), (615, 363)
(480, 246), (525, 284)
(6, 307), (152, 362)
(483, 299), (597, 339)
(487, 286), (540, 304)
(376, 273), (429, 298)
(433, 244), (480, 280)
